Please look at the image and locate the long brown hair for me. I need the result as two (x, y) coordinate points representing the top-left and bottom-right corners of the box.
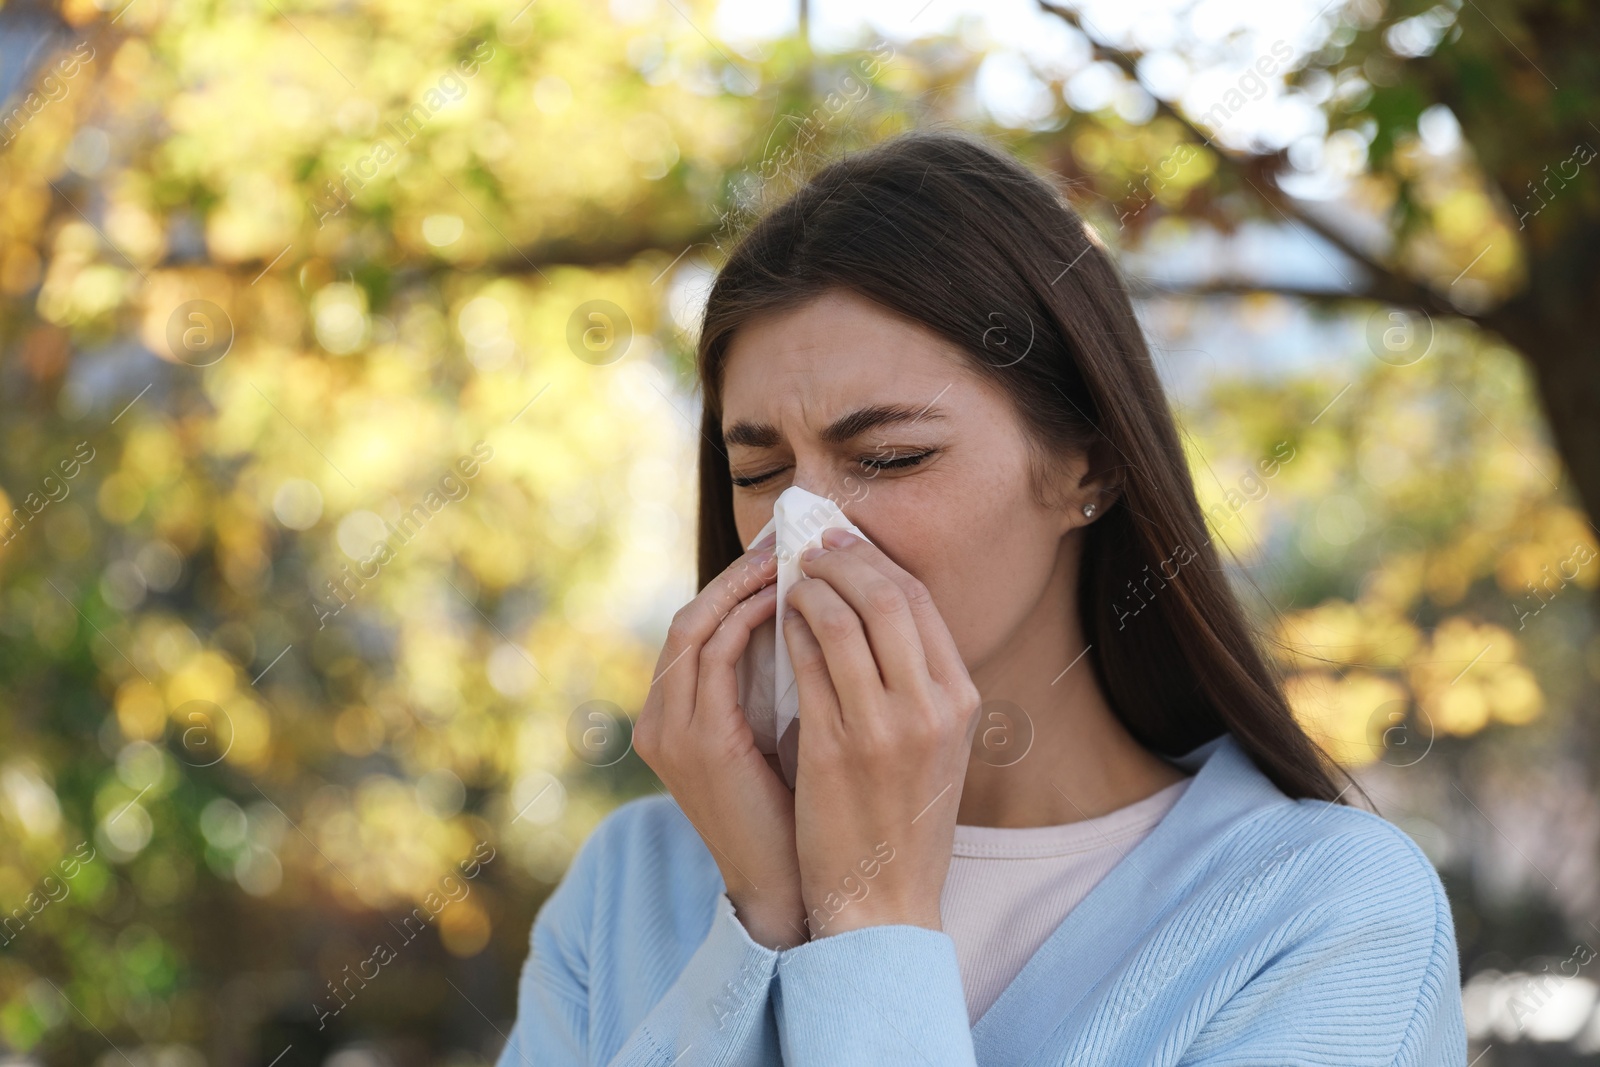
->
(692, 129), (1349, 803)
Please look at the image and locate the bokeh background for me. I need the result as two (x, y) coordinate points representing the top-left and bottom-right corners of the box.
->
(1, 0), (1597, 1062)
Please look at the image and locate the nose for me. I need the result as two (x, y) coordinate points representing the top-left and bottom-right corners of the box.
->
(785, 470), (871, 534)
(786, 469), (854, 514)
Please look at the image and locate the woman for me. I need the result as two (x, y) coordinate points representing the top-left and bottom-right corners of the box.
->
(496, 131), (1466, 1065)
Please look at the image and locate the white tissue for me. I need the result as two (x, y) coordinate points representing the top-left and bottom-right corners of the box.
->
(734, 485), (870, 789)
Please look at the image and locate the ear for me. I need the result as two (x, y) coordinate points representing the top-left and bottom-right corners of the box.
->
(1079, 436), (1126, 513)
(1049, 437), (1124, 533)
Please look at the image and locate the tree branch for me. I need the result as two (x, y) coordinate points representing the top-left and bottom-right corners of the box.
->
(1037, 0), (1473, 324)
(1128, 278), (1384, 305)
(152, 223), (724, 281)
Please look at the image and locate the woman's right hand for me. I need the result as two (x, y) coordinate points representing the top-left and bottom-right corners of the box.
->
(633, 530), (807, 949)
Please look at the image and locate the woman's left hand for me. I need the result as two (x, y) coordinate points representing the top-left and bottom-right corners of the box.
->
(783, 526), (982, 939)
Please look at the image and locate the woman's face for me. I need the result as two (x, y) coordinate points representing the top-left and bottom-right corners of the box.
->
(719, 289), (1090, 674)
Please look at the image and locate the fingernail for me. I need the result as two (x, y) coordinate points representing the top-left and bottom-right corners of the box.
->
(801, 546), (826, 563)
(753, 530), (776, 549)
(822, 527), (858, 548)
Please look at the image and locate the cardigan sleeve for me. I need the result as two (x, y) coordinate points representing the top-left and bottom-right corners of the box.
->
(495, 810), (783, 1067)
(1174, 819), (1468, 1067)
(772, 924), (977, 1065)
(1394, 885), (1470, 1067)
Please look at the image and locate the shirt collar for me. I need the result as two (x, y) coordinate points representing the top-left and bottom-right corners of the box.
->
(970, 732), (1294, 1063)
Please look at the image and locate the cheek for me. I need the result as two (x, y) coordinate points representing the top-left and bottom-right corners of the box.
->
(911, 533), (1023, 666)
(732, 496), (782, 548)
(873, 464), (1048, 665)
(733, 510), (760, 548)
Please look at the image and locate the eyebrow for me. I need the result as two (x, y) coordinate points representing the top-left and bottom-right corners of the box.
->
(723, 404), (947, 448)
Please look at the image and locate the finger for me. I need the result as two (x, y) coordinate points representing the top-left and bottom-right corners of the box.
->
(798, 546), (927, 696)
(781, 593), (843, 734)
(817, 532), (966, 691)
(654, 545), (777, 733)
(785, 578), (881, 727)
(694, 581), (778, 736)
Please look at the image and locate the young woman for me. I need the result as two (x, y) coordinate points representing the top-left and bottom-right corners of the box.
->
(496, 131), (1466, 1065)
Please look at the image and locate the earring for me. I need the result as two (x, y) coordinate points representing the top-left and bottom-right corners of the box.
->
(1082, 503), (1096, 519)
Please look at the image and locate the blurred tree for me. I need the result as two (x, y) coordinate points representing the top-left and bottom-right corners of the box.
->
(1037, 0), (1600, 527)
(0, 0), (935, 1060)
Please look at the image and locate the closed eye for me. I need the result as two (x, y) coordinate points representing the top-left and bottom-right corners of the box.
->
(861, 448), (937, 473)
(730, 448), (939, 488)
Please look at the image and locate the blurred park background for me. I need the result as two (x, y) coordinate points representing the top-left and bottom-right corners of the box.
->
(1, 0), (1598, 1062)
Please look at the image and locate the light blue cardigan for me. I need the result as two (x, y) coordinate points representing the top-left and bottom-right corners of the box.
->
(496, 734), (1467, 1065)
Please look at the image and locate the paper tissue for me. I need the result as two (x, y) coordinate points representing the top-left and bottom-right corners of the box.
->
(734, 485), (870, 789)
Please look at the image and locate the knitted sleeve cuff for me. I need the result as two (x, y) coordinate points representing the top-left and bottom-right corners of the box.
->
(773, 924), (976, 1066)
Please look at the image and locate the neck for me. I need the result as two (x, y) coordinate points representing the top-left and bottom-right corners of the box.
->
(956, 537), (1188, 829)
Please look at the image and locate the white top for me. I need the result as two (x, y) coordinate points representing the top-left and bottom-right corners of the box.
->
(939, 776), (1193, 1024)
